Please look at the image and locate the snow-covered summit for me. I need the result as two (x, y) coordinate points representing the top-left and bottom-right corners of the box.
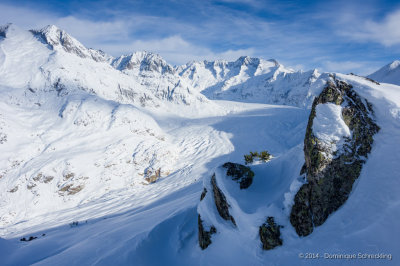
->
(30, 25), (112, 63)
(368, 60), (400, 86)
(0, 23), (223, 116)
(112, 51), (174, 74)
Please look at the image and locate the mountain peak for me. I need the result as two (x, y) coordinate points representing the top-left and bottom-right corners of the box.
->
(31, 25), (83, 52)
(112, 51), (174, 74)
(389, 60), (400, 70)
(368, 60), (400, 86)
(29, 25), (111, 62)
(235, 56), (260, 67)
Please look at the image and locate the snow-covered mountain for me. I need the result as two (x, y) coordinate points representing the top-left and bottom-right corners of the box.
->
(368, 60), (400, 85)
(1, 23), (399, 266)
(0, 23), (223, 117)
(177, 57), (326, 107)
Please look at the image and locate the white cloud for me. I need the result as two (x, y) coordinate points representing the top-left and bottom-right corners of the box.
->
(0, 4), (130, 46)
(321, 60), (380, 76)
(0, 3), (254, 65)
(101, 35), (254, 65)
(337, 9), (400, 47)
(0, 1), (393, 74)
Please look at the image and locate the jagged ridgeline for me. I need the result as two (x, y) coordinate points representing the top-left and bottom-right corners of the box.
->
(290, 78), (380, 236)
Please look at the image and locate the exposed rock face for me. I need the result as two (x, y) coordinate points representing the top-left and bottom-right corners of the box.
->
(211, 174), (236, 226)
(290, 78), (380, 236)
(222, 162), (255, 189)
(259, 217), (283, 250)
(198, 215), (216, 250)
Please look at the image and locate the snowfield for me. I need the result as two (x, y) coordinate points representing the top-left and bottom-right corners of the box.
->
(0, 24), (399, 265)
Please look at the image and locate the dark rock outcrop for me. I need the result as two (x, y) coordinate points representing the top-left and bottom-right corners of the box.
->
(211, 174), (236, 226)
(259, 217), (283, 250)
(222, 162), (255, 189)
(200, 188), (207, 201)
(290, 78), (380, 236)
(198, 214), (216, 250)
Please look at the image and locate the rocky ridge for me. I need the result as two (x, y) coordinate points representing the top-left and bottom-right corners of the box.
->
(290, 77), (380, 236)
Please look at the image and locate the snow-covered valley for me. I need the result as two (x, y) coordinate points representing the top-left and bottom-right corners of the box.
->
(0, 24), (399, 265)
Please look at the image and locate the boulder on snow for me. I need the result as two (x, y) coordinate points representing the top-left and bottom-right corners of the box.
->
(259, 217), (283, 250)
(222, 162), (255, 189)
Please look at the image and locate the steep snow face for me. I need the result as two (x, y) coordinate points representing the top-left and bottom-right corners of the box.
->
(178, 57), (324, 107)
(368, 60), (400, 85)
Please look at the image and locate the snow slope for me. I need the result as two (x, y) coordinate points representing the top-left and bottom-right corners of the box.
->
(0, 24), (227, 231)
(368, 60), (400, 86)
(2, 75), (399, 265)
(0, 23), (399, 266)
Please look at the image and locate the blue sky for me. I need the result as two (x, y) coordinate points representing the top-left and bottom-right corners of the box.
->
(0, 0), (399, 74)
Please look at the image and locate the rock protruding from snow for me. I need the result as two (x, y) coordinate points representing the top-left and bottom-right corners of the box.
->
(290, 78), (380, 236)
(222, 162), (254, 189)
(259, 217), (283, 250)
(211, 174), (237, 226)
(368, 60), (400, 86)
(198, 214), (216, 250)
